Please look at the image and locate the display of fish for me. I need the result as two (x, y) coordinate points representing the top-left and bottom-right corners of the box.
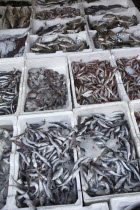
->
(25, 68), (67, 112)
(0, 33), (27, 58)
(72, 60), (120, 105)
(116, 56), (140, 100)
(0, 70), (21, 115)
(36, 0), (77, 6)
(75, 112), (140, 196)
(13, 121), (79, 208)
(85, 4), (128, 16)
(94, 29), (140, 50)
(89, 14), (138, 31)
(36, 7), (80, 20)
(36, 18), (85, 36)
(0, 127), (12, 209)
(31, 35), (88, 53)
(134, 112), (140, 131)
(2, 6), (31, 29)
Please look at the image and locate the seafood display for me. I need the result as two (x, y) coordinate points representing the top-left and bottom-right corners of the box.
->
(36, 7), (80, 20)
(31, 35), (88, 53)
(94, 30), (140, 50)
(72, 60), (120, 105)
(85, 5), (128, 16)
(0, 127), (13, 209)
(25, 68), (67, 112)
(0, 70), (21, 115)
(36, 0), (77, 6)
(76, 112), (140, 196)
(0, 1), (32, 6)
(134, 112), (140, 131)
(0, 33), (27, 58)
(2, 6), (31, 29)
(116, 56), (140, 100)
(89, 14), (138, 31)
(36, 18), (86, 36)
(13, 121), (79, 208)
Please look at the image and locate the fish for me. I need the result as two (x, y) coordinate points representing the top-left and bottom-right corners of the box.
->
(72, 60), (120, 105)
(0, 1), (31, 6)
(25, 68), (67, 112)
(36, 0), (77, 6)
(75, 112), (140, 197)
(31, 35), (88, 54)
(89, 14), (138, 31)
(85, 4), (128, 16)
(12, 121), (79, 208)
(36, 18), (85, 36)
(116, 56), (140, 100)
(0, 127), (12, 209)
(0, 33), (27, 58)
(36, 7), (80, 20)
(2, 6), (31, 29)
(0, 69), (21, 115)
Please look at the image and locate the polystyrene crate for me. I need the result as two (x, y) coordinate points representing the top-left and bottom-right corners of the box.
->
(20, 56), (72, 115)
(73, 102), (140, 204)
(68, 51), (127, 109)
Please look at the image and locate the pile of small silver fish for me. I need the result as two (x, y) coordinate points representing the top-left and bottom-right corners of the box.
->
(36, 7), (80, 20)
(116, 56), (140, 100)
(36, 18), (85, 36)
(13, 121), (79, 208)
(0, 1), (31, 6)
(85, 5), (128, 16)
(2, 6), (31, 29)
(134, 112), (140, 131)
(25, 68), (67, 112)
(0, 33), (27, 58)
(31, 35), (88, 53)
(94, 30), (140, 50)
(0, 70), (21, 115)
(76, 112), (140, 196)
(123, 203), (140, 210)
(0, 127), (12, 209)
(89, 14), (138, 32)
(36, 0), (77, 6)
(72, 60), (120, 105)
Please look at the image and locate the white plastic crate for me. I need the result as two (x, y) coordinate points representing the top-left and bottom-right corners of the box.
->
(86, 7), (140, 31)
(0, 58), (25, 116)
(26, 31), (92, 58)
(110, 47), (140, 102)
(31, 16), (88, 35)
(73, 102), (140, 204)
(110, 194), (140, 210)
(20, 56), (72, 115)
(6, 111), (82, 210)
(68, 51), (127, 109)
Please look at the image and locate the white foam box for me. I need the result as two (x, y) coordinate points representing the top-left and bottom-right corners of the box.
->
(0, 115), (18, 210)
(20, 56), (72, 115)
(73, 101), (140, 205)
(81, 0), (135, 16)
(5, 111), (83, 210)
(110, 47), (140, 102)
(0, 58), (25, 116)
(0, 6), (33, 30)
(86, 7), (140, 31)
(0, 28), (29, 60)
(109, 194), (140, 210)
(26, 31), (92, 59)
(89, 24), (140, 51)
(31, 16), (88, 35)
(68, 51), (127, 109)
